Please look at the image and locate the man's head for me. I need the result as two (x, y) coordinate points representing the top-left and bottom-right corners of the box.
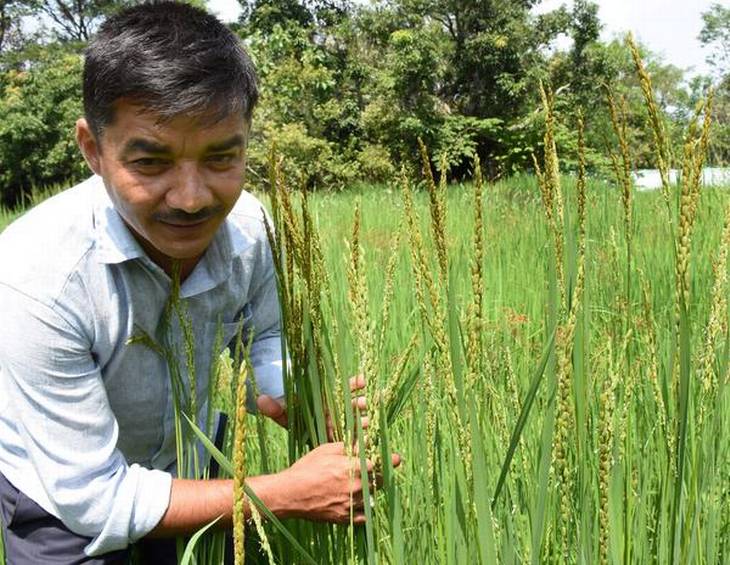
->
(76, 2), (259, 278)
(83, 1), (258, 140)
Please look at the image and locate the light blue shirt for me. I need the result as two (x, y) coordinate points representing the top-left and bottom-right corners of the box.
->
(0, 175), (284, 555)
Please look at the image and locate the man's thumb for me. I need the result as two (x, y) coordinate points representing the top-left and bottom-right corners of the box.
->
(257, 394), (284, 418)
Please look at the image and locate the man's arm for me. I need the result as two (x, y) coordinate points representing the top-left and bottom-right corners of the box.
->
(149, 442), (399, 536)
(0, 284), (172, 555)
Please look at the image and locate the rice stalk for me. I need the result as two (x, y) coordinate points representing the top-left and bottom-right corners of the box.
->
(423, 354), (438, 494)
(400, 173), (455, 398)
(639, 273), (673, 461)
(233, 352), (250, 565)
(674, 94), (712, 333)
(576, 112), (587, 244)
(540, 91), (587, 560)
(605, 89), (633, 249)
(552, 258), (585, 558)
(418, 139), (448, 284)
(666, 89), (714, 563)
(250, 504), (276, 565)
(346, 202), (379, 460)
(598, 340), (617, 565)
(466, 155), (485, 392)
(535, 83), (566, 310)
(378, 228), (402, 358)
(698, 200), (730, 429)
(627, 33), (674, 226)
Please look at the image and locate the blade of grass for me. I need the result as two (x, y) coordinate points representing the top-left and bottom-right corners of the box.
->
(492, 327), (557, 508)
(356, 410), (377, 565)
(180, 517), (222, 565)
(469, 397), (498, 564)
(671, 298), (692, 564)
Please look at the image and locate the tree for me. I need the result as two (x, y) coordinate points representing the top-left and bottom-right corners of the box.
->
(238, 0), (313, 34)
(17, 0), (181, 43)
(237, 0), (352, 33)
(25, 0), (115, 42)
(0, 0), (31, 55)
(350, 0), (571, 175)
(0, 46), (86, 205)
(694, 3), (730, 165)
(699, 3), (730, 78)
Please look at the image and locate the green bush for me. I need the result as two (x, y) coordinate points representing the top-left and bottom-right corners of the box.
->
(356, 143), (395, 183)
(249, 121), (359, 190)
(0, 47), (86, 207)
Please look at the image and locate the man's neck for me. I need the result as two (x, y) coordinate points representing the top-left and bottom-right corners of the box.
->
(124, 221), (201, 283)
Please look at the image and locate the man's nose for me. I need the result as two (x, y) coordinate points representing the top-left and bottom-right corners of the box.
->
(166, 162), (213, 213)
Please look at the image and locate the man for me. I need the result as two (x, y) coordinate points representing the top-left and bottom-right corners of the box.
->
(0, 3), (394, 563)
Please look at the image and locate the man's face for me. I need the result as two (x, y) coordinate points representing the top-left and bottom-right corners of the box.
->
(76, 99), (249, 276)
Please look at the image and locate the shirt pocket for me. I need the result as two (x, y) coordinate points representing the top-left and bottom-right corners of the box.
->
(199, 308), (252, 402)
(211, 305), (254, 355)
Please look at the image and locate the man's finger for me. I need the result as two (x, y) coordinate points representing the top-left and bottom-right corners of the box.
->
(348, 456), (375, 474)
(351, 396), (367, 411)
(348, 484), (365, 501)
(349, 374), (366, 391)
(317, 441), (346, 454)
(256, 395), (287, 426)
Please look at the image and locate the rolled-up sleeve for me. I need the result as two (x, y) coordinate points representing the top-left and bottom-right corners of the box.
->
(0, 284), (172, 556)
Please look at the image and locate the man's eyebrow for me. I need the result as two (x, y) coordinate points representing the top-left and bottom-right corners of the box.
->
(121, 138), (171, 156)
(206, 135), (245, 153)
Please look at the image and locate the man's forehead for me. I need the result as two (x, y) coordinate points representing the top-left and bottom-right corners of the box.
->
(104, 98), (250, 147)
(109, 95), (244, 125)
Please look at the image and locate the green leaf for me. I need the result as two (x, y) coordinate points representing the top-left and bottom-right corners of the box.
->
(180, 516), (222, 565)
(492, 326), (556, 508)
(469, 398), (497, 564)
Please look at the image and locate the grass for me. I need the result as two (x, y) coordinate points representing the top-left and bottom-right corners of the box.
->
(1, 171), (728, 563)
(251, 173), (729, 565)
(0, 182), (68, 231)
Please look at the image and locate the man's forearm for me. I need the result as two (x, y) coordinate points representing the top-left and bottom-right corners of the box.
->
(147, 474), (293, 538)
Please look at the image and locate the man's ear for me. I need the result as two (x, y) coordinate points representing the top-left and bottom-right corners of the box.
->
(76, 118), (102, 175)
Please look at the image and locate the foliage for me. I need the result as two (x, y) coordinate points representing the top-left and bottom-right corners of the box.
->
(1, 0), (727, 203)
(698, 3), (730, 165)
(0, 46), (86, 206)
(244, 23), (362, 189)
(699, 2), (730, 78)
(26, 0), (119, 42)
(238, 0), (314, 33)
(0, 0), (29, 55)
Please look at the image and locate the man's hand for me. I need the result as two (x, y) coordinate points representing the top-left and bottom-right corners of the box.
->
(257, 375), (370, 437)
(256, 394), (288, 427)
(276, 442), (401, 524)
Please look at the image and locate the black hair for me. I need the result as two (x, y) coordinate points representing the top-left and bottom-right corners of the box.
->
(83, 1), (258, 138)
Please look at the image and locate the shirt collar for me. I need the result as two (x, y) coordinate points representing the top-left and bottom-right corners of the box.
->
(90, 175), (256, 295)
(91, 176), (147, 265)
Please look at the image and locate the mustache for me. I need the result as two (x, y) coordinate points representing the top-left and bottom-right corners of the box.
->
(153, 206), (223, 224)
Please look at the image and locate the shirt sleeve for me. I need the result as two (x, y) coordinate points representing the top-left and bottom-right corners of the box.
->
(0, 283), (172, 556)
(242, 235), (285, 411)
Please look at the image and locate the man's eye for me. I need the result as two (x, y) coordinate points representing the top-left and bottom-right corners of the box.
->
(133, 158), (169, 167)
(206, 154), (236, 167)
